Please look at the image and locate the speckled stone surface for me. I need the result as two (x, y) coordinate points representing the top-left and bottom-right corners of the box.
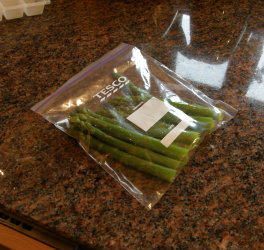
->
(1, 0), (264, 249)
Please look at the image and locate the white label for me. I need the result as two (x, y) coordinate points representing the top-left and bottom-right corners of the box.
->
(127, 97), (194, 147)
(126, 97), (170, 131)
(160, 121), (189, 147)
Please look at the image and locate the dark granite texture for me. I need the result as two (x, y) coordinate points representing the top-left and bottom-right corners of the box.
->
(1, 0), (264, 249)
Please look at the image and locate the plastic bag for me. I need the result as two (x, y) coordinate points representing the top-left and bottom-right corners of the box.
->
(32, 43), (237, 209)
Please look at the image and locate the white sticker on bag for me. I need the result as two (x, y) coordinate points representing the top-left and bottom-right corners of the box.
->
(127, 97), (193, 147)
(160, 121), (190, 147)
(126, 97), (170, 131)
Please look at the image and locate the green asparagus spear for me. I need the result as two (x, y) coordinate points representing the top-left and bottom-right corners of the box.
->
(112, 73), (224, 122)
(76, 107), (120, 125)
(97, 107), (213, 133)
(75, 111), (189, 161)
(161, 112), (215, 132)
(106, 95), (150, 107)
(192, 116), (215, 131)
(91, 137), (177, 182)
(147, 126), (200, 146)
(168, 100), (224, 122)
(106, 95), (218, 129)
(104, 93), (215, 132)
(70, 129), (177, 182)
(96, 110), (116, 118)
(69, 115), (185, 169)
(94, 110), (200, 148)
(77, 107), (199, 149)
(76, 106), (140, 133)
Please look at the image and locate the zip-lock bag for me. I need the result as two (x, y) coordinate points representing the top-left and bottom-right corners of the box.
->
(32, 43), (237, 209)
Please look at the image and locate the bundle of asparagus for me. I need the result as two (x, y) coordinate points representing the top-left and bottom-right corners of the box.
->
(67, 74), (224, 183)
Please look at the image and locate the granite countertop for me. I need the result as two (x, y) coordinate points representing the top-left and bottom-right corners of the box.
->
(1, 0), (264, 249)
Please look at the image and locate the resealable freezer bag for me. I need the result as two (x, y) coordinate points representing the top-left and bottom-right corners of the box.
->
(32, 43), (237, 209)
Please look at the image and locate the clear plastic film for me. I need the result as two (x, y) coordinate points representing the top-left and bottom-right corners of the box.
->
(32, 43), (237, 209)
(237, 6), (264, 106)
(140, 2), (250, 94)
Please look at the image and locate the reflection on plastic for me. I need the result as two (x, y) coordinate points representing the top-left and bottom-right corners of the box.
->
(163, 12), (191, 46)
(62, 99), (84, 109)
(162, 10), (179, 38)
(145, 7), (249, 92)
(257, 44), (264, 70)
(175, 52), (229, 89)
(246, 43), (264, 102)
(131, 48), (151, 90)
(181, 14), (191, 46)
(0, 170), (4, 176)
(76, 99), (84, 106)
(246, 80), (264, 102)
(63, 100), (74, 109)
